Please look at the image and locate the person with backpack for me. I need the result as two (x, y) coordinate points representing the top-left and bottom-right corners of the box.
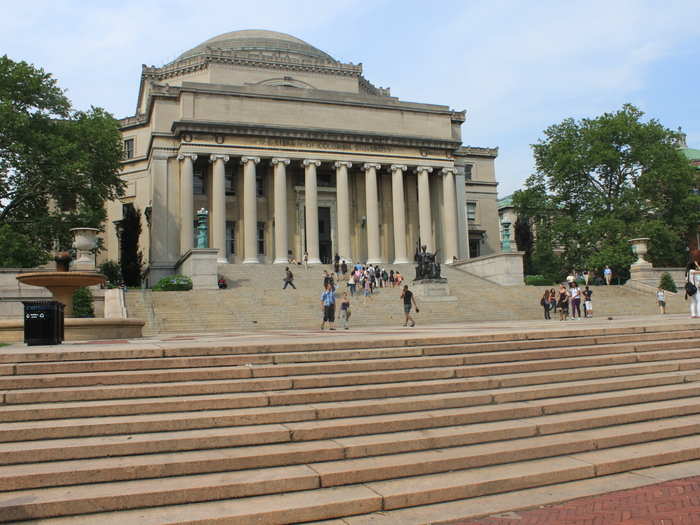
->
(282, 267), (296, 290)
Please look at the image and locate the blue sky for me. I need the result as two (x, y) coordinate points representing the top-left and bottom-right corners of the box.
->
(2, 0), (699, 196)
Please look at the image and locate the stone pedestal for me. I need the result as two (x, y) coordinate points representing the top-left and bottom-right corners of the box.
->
(176, 249), (218, 290)
(412, 279), (457, 302)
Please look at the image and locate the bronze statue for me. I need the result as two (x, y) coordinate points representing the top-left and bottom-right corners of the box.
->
(414, 240), (442, 280)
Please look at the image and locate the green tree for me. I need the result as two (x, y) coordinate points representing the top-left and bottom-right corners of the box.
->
(0, 55), (124, 267)
(516, 104), (700, 279)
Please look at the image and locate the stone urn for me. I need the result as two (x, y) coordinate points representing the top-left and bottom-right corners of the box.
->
(629, 237), (651, 266)
(70, 227), (100, 271)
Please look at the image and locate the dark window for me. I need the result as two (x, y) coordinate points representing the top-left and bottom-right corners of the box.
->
(193, 166), (205, 195)
(317, 172), (334, 187)
(464, 164), (472, 180)
(469, 239), (480, 258)
(226, 221), (236, 256)
(225, 164), (236, 195)
(123, 139), (134, 159)
(256, 172), (264, 197)
(257, 222), (265, 255)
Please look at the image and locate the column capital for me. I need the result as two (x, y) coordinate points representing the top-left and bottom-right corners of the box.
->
(334, 161), (353, 169)
(303, 159), (321, 168)
(390, 164), (408, 172)
(209, 154), (230, 163)
(240, 156), (260, 165)
(441, 167), (457, 176)
(414, 166), (434, 174)
(271, 157), (291, 166)
(177, 153), (198, 162)
(362, 163), (381, 171)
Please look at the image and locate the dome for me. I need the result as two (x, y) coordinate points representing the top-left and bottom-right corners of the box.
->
(175, 30), (336, 63)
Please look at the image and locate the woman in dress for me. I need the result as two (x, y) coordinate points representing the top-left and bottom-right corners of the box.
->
(557, 284), (570, 321)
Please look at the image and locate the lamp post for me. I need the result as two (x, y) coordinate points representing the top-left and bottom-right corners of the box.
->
(501, 220), (512, 252)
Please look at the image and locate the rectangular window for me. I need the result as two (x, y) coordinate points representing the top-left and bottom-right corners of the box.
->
(466, 202), (477, 222)
(464, 164), (473, 180)
(225, 164), (236, 196)
(226, 221), (236, 256)
(123, 139), (134, 159)
(257, 221), (265, 255)
(317, 173), (334, 187)
(193, 166), (205, 195)
(256, 172), (264, 198)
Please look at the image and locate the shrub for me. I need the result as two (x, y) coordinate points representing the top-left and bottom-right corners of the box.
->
(525, 275), (553, 286)
(153, 275), (193, 291)
(659, 272), (677, 293)
(72, 287), (95, 318)
(99, 260), (122, 288)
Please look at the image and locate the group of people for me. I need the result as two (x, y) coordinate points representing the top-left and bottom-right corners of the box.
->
(565, 266), (614, 287)
(541, 282), (593, 321)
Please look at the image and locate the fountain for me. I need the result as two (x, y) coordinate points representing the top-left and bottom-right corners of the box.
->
(16, 228), (106, 317)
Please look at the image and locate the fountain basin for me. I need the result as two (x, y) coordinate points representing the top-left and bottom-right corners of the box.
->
(16, 272), (105, 317)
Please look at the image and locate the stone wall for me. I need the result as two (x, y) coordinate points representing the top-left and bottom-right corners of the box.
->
(453, 252), (525, 286)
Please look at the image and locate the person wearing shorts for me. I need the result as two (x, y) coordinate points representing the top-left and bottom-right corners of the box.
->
(656, 287), (666, 315)
(320, 283), (336, 330)
(401, 285), (418, 327)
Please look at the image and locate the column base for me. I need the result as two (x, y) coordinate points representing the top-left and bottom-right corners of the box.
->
(366, 258), (383, 265)
(217, 258), (229, 264)
(307, 258), (322, 264)
(393, 257), (410, 264)
(273, 257), (289, 264)
(242, 257), (260, 264)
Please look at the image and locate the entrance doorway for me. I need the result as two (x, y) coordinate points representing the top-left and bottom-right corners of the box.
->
(318, 206), (332, 264)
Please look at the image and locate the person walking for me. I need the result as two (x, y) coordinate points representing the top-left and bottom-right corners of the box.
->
(320, 283), (336, 330)
(401, 285), (419, 327)
(656, 287), (666, 315)
(340, 260), (348, 277)
(339, 292), (351, 329)
(282, 267), (296, 290)
(570, 282), (581, 320)
(687, 255), (700, 318)
(303, 251), (309, 271)
(583, 286), (593, 318)
(604, 266), (612, 286)
(541, 290), (551, 320)
(549, 288), (557, 314)
(347, 273), (356, 296)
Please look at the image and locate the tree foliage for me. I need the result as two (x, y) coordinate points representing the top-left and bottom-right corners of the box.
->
(0, 55), (124, 267)
(514, 104), (700, 279)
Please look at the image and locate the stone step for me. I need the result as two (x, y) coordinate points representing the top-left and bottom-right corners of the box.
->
(3, 383), (700, 464)
(0, 357), (684, 406)
(0, 369), (687, 422)
(3, 395), (700, 487)
(9, 432), (700, 524)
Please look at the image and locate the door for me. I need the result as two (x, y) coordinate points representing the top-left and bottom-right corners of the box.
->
(318, 206), (332, 264)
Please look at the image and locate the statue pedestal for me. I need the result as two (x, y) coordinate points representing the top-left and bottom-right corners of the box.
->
(176, 249), (218, 290)
(412, 279), (457, 302)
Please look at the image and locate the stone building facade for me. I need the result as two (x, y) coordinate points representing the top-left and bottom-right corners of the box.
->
(107, 30), (502, 282)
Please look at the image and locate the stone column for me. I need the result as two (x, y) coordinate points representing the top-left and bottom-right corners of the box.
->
(363, 163), (382, 264)
(272, 158), (290, 264)
(441, 167), (459, 263)
(241, 156), (260, 264)
(334, 161), (352, 262)
(209, 154), (229, 263)
(415, 166), (434, 251)
(303, 159), (322, 264)
(390, 165), (409, 264)
(177, 153), (197, 255)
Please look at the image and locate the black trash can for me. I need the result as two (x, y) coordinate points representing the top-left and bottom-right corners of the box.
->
(22, 301), (65, 346)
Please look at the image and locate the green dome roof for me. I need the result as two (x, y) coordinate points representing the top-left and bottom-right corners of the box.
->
(176, 30), (336, 63)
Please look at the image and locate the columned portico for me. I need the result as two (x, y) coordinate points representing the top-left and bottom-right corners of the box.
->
(209, 154), (229, 263)
(303, 159), (322, 264)
(241, 156), (260, 264)
(441, 167), (459, 263)
(272, 157), (290, 264)
(415, 166), (434, 252)
(334, 161), (352, 262)
(178, 153), (197, 255)
(390, 165), (409, 263)
(363, 163), (382, 264)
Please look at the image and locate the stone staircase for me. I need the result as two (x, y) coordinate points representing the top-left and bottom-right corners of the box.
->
(127, 264), (688, 335)
(1, 322), (700, 523)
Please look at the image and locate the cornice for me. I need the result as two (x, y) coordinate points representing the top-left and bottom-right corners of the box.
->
(143, 51), (363, 83)
(456, 146), (499, 158)
(171, 120), (461, 151)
